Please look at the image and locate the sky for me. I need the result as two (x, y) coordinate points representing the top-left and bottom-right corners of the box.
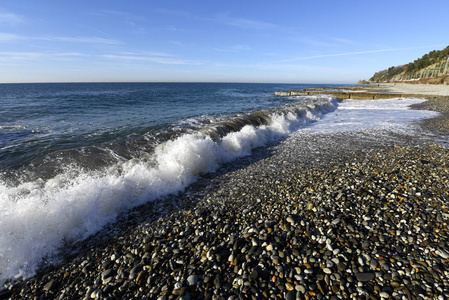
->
(1, 0), (448, 84)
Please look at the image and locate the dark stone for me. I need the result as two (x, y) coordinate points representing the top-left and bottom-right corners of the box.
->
(101, 268), (115, 280)
(355, 272), (375, 282)
(129, 264), (143, 279)
(249, 269), (259, 281)
(43, 280), (58, 292)
(286, 290), (296, 300)
(214, 275), (223, 289)
(337, 262), (346, 271)
(173, 287), (188, 296)
(317, 280), (327, 294)
(291, 249), (300, 257)
(0, 288), (13, 300)
(136, 270), (149, 286)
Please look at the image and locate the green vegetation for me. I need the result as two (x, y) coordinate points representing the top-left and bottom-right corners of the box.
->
(404, 46), (449, 74)
(369, 46), (449, 83)
(369, 65), (406, 82)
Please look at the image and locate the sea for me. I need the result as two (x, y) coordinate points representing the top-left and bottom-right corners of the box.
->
(0, 82), (439, 285)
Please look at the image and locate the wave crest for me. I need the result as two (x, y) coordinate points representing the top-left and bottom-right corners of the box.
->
(0, 95), (339, 284)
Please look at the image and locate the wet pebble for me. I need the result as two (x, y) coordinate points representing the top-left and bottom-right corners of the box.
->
(4, 134), (449, 300)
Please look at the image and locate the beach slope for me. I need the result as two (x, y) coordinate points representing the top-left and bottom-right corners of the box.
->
(2, 85), (449, 300)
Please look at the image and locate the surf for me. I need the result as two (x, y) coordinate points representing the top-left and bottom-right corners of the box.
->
(0, 94), (339, 284)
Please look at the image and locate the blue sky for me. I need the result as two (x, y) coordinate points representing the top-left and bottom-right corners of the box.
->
(1, 0), (448, 83)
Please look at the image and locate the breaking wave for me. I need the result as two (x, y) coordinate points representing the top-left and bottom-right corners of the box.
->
(0, 95), (339, 284)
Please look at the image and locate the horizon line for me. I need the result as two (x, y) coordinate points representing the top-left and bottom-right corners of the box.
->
(0, 80), (355, 85)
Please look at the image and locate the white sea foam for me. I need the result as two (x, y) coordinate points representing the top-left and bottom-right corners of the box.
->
(0, 125), (27, 131)
(0, 95), (338, 284)
(302, 97), (439, 133)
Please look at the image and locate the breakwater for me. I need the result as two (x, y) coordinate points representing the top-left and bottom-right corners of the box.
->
(274, 89), (428, 100)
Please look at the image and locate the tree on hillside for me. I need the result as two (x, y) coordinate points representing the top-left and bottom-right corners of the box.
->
(369, 45), (449, 82)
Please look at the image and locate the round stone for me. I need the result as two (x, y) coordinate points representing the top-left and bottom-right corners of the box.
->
(355, 272), (375, 282)
(187, 275), (198, 286)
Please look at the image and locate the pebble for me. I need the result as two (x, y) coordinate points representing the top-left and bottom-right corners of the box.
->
(187, 274), (198, 286)
(355, 272), (375, 282)
(296, 284), (306, 294)
(4, 130), (449, 300)
(437, 249), (449, 259)
(42, 280), (57, 292)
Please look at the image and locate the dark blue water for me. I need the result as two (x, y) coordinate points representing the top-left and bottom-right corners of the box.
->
(0, 82), (340, 171)
(0, 82), (345, 284)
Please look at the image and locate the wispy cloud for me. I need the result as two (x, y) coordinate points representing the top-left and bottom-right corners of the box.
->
(0, 10), (24, 26)
(42, 35), (120, 45)
(329, 37), (359, 45)
(215, 14), (277, 30)
(0, 32), (21, 42)
(94, 9), (145, 21)
(299, 38), (336, 48)
(278, 46), (444, 63)
(0, 51), (87, 61)
(0, 52), (88, 65)
(0, 32), (120, 44)
(169, 40), (184, 46)
(213, 44), (251, 53)
(0, 51), (42, 60)
(53, 52), (87, 57)
(116, 51), (173, 57)
(155, 8), (278, 31)
(295, 37), (361, 50)
(93, 10), (147, 34)
(153, 8), (196, 19)
(102, 53), (202, 65)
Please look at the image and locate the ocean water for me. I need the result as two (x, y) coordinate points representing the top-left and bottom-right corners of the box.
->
(0, 82), (438, 284)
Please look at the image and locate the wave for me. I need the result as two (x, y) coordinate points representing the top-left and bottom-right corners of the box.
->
(0, 95), (339, 285)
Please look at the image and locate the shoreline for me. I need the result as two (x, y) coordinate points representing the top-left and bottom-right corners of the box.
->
(275, 83), (449, 100)
(2, 91), (449, 299)
(371, 83), (449, 97)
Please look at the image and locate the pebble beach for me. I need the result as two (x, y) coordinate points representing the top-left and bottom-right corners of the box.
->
(2, 85), (449, 300)
(378, 83), (449, 97)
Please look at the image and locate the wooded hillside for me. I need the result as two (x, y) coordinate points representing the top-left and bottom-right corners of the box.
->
(366, 46), (449, 84)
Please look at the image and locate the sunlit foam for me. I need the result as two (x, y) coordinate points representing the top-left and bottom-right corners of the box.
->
(302, 97), (440, 133)
(0, 95), (339, 285)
